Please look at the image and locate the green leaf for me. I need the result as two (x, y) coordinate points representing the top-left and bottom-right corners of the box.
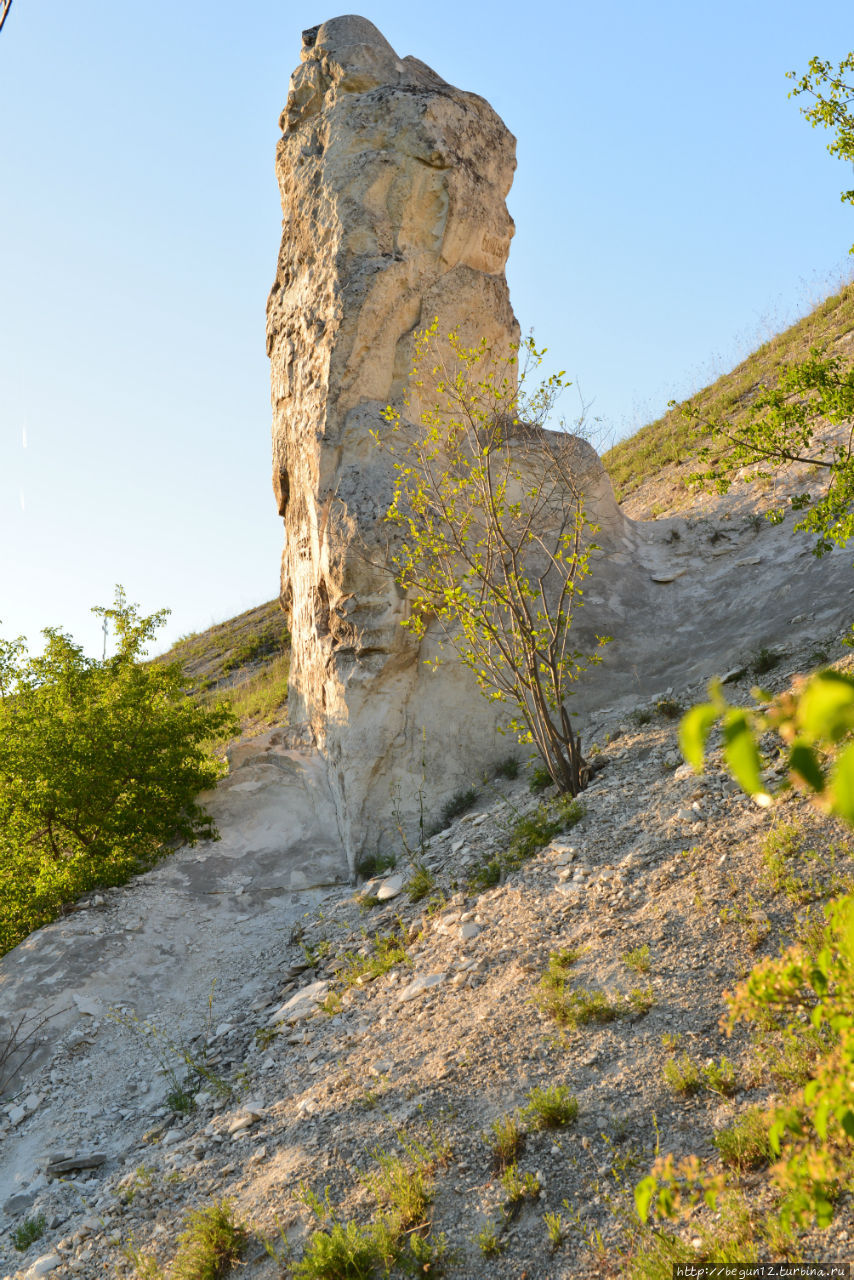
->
(798, 670), (854, 743)
(633, 1177), (655, 1223)
(831, 742), (854, 825)
(722, 710), (766, 797)
(678, 704), (719, 771)
(788, 740), (825, 793)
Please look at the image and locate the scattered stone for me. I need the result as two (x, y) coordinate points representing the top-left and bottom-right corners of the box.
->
(376, 875), (404, 902)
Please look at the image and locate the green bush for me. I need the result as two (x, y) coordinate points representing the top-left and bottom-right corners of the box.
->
(0, 590), (236, 954)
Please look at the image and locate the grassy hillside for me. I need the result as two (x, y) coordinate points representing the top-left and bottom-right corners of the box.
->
(160, 599), (290, 739)
(603, 281), (854, 509)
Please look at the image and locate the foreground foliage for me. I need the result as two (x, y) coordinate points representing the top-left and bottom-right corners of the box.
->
(379, 324), (609, 794)
(0, 590), (236, 954)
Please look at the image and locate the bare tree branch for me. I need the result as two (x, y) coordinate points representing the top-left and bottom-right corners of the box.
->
(0, 0), (14, 37)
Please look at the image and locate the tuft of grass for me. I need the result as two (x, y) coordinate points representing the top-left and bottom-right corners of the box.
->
(500, 1163), (542, 1207)
(405, 862), (435, 903)
(340, 925), (411, 989)
(11, 1213), (46, 1252)
(529, 764), (554, 794)
(752, 645), (781, 676)
(655, 697), (683, 720)
(543, 1210), (566, 1249)
(622, 943), (651, 975)
(495, 756), (520, 780)
(434, 786), (478, 831)
(476, 1220), (506, 1257)
(294, 1219), (385, 1280)
(712, 1106), (773, 1171)
(663, 1052), (702, 1096)
(467, 856), (502, 892)
(702, 1057), (737, 1097)
(521, 1084), (579, 1130)
(355, 850), (397, 880)
(486, 1112), (525, 1171)
(467, 798), (584, 892)
(172, 1201), (249, 1280)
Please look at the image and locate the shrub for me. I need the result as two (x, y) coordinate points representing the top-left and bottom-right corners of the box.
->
(11, 1213), (46, 1252)
(663, 1053), (701, 1096)
(0, 590), (236, 955)
(486, 1113), (525, 1171)
(712, 1107), (773, 1172)
(521, 1084), (578, 1129)
(172, 1201), (249, 1280)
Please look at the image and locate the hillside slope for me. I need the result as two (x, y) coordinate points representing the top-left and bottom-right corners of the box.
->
(603, 281), (854, 520)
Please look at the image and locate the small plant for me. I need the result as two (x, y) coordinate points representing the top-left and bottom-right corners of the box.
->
(627, 985), (655, 1015)
(340, 924), (411, 988)
(655, 697), (683, 720)
(467, 855), (502, 892)
(294, 1219), (384, 1279)
(172, 1201), (249, 1280)
(431, 786), (478, 833)
(662, 1052), (701, 1096)
(521, 1084), (579, 1130)
(529, 764), (554, 794)
(355, 850), (397, 880)
(660, 1031), (683, 1052)
(712, 1106), (773, 1171)
(476, 1220), (506, 1257)
(495, 756), (520, 780)
(501, 1163), (542, 1207)
(367, 1148), (430, 1232)
(405, 862), (435, 903)
(701, 1057), (737, 1097)
(486, 1112), (525, 1171)
(622, 943), (651, 975)
(752, 645), (781, 675)
(11, 1212), (46, 1252)
(630, 707), (654, 726)
(543, 1210), (566, 1248)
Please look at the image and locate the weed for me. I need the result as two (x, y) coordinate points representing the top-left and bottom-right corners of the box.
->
(355, 851), (397, 880)
(752, 646), (781, 675)
(752, 1024), (834, 1089)
(486, 1112), (525, 1171)
(537, 953), (628, 1029)
(529, 764), (554, 793)
(254, 1025), (278, 1050)
(628, 985), (655, 1015)
(110, 995), (232, 1114)
(320, 991), (343, 1016)
(543, 1210), (566, 1248)
(0, 1009), (49, 1099)
(467, 856), (502, 892)
(11, 1213), (46, 1251)
(366, 1148), (430, 1232)
(622, 943), (651, 975)
(405, 862), (435, 903)
(340, 924), (411, 988)
(630, 707), (653, 726)
(476, 1220), (506, 1257)
(660, 1032), (683, 1052)
(172, 1201), (249, 1280)
(434, 786), (478, 831)
(662, 1052), (701, 1096)
(701, 1057), (737, 1097)
(521, 1084), (579, 1130)
(501, 1163), (542, 1207)
(655, 697), (683, 720)
(121, 1237), (165, 1279)
(712, 1106), (773, 1171)
(405, 1230), (453, 1276)
(495, 756), (520, 780)
(294, 1219), (384, 1279)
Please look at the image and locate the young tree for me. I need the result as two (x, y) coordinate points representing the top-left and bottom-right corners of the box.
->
(680, 52), (854, 556)
(0, 589), (237, 953)
(379, 325), (609, 796)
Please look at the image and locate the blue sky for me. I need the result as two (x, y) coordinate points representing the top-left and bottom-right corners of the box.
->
(1, 1), (852, 656)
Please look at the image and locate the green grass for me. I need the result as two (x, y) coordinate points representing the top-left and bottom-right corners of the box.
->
(602, 281), (854, 503)
(431, 786), (478, 833)
(486, 1112), (525, 1171)
(11, 1213), (46, 1252)
(622, 943), (651, 975)
(521, 1084), (579, 1130)
(405, 862), (436, 903)
(712, 1106), (773, 1171)
(662, 1052), (701, 1096)
(171, 1201), (249, 1280)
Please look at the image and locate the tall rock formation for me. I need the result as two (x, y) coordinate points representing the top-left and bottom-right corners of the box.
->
(266, 15), (626, 865)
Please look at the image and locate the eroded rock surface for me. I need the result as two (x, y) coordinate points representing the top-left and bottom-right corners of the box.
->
(267, 15), (630, 864)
